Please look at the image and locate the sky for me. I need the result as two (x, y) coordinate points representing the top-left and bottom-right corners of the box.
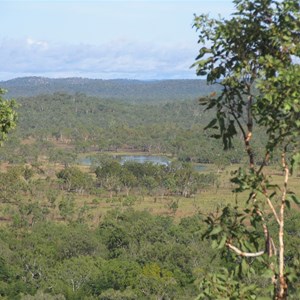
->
(0, 0), (234, 80)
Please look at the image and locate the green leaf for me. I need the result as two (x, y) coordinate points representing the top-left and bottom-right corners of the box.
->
(241, 259), (248, 274)
(209, 225), (223, 236)
(287, 194), (300, 205)
(211, 239), (218, 249)
(217, 234), (227, 249)
(291, 153), (300, 175)
(204, 118), (218, 130)
(286, 199), (291, 210)
(261, 269), (274, 279)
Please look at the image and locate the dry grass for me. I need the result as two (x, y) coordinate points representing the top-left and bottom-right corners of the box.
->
(70, 164), (300, 225)
(0, 161), (299, 227)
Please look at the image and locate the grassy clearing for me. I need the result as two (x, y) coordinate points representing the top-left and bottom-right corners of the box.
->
(69, 164), (300, 225)
(0, 161), (299, 227)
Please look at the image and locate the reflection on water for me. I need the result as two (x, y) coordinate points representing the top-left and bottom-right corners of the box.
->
(79, 155), (170, 166)
(79, 155), (205, 171)
(119, 155), (169, 166)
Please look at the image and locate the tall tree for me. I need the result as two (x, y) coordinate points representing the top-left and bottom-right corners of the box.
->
(193, 0), (300, 299)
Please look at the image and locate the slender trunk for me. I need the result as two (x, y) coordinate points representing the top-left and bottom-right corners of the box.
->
(246, 93), (254, 169)
(276, 151), (288, 299)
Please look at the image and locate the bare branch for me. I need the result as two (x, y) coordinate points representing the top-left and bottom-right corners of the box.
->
(262, 190), (280, 225)
(270, 237), (277, 257)
(254, 203), (277, 257)
(257, 151), (270, 175)
(226, 242), (265, 257)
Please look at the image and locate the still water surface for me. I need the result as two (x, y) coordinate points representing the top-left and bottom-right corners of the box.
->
(120, 155), (169, 165)
(79, 155), (169, 166)
(79, 155), (205, 171)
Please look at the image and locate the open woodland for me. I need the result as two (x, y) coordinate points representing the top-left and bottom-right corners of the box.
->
(0, 0), (299, 297)
(0, 75), (298, 299)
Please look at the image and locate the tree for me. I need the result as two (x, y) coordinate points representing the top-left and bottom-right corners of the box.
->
(95, 161), (122, 198)
(0, 167), (27, 204)
(48, 256), (102, 296)
(193, 0), (300, 299)
(0, 89), (17, 145)
(49, 149), (77, 167)
(119, 168), (137, 196)
(57, 166), (92, 193)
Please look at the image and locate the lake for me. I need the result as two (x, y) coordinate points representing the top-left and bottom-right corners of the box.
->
(79, 155), (170, 166)
(79, 155), (206, 171)
(120, 155), (170, 166)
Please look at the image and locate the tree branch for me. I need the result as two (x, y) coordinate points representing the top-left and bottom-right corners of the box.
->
(262, 189), (281, 226)
(254, 205), (277, 257)
(229, 104), (247, 140)
(226, 242), (265, 257)
(257, 150), (270, 175)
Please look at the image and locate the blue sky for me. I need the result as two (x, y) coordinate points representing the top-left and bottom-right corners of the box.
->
(0, 0), (234, 80)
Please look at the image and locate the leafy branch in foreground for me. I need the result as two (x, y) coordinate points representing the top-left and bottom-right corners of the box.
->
(193, 0), (300, 299)
(0, 89), (17, 145)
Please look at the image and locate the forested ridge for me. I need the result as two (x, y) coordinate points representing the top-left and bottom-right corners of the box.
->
(0, 91), (266, 166)
(0, 77), (219, 101)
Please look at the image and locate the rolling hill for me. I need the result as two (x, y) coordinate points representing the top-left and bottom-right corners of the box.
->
(0, 76), (220, 102)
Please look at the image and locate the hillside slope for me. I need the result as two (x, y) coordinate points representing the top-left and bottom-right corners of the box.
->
(0, 77), (219, 101)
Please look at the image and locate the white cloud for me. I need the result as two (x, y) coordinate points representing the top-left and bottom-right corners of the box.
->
(26, 38), (48, 50)
(0, 38), (199, 80)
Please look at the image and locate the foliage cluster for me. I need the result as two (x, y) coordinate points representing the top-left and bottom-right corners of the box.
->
(0, 210), (220, 300)
(0, 89), (17, 146)
(93, 158), (217, 198)
(0, 206), (298, 300)
(193, 0), (300, 298)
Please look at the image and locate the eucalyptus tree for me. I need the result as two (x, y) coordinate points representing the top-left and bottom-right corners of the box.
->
(193, 0), (300, 298)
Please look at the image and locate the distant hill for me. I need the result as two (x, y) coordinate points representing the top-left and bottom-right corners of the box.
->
(0, 77), (220, 102)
